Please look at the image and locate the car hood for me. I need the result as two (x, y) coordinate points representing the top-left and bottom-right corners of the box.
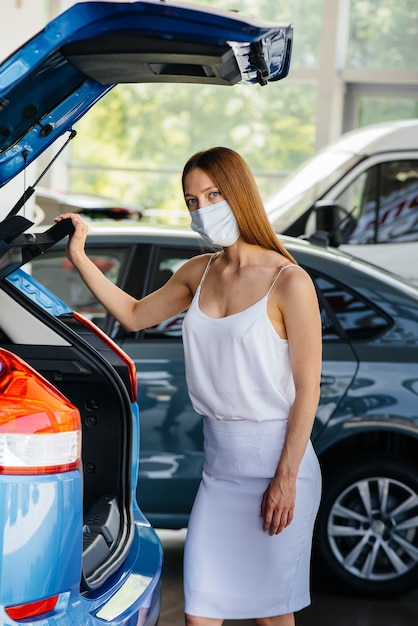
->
(0, 0), (292, 188)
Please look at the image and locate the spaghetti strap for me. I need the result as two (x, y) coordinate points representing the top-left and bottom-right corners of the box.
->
(198, 252), (220, 290)
(267, 263), (302, 297)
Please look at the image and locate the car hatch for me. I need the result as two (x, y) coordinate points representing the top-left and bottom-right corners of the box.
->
(0, 0), (292, 187)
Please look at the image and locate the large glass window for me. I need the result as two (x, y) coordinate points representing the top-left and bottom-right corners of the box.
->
(71, 81), (317, 214)
(358, 97), (418, 128)
(347, 1), (418, 70)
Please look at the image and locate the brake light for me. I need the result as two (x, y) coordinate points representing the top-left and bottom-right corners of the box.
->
(0, 349), (81, 475)
(6, 595), (58, 620)
(73, 311), (137, 402)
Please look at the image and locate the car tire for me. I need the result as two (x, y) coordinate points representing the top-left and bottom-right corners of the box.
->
(315, 453), (418, 598)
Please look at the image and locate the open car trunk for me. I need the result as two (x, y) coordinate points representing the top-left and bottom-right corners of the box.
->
(0, 269), (136, 592)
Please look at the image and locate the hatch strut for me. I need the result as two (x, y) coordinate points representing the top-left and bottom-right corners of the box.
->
(0, 130), (77, 279)
(7, 129), (77, 219)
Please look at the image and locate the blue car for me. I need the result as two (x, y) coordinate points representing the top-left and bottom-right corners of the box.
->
(0, 2), (292, 623)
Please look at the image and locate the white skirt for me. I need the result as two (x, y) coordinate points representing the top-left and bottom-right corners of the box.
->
(183, 417), (321, 619)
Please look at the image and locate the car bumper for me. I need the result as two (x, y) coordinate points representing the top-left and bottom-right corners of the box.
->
(0, 474), (163, 625)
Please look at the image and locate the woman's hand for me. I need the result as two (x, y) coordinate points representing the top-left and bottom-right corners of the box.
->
(55, 212), (89, 263)
(260, 474), (296, 536)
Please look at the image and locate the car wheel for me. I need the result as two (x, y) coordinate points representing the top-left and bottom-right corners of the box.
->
(315, 453), (418, 597)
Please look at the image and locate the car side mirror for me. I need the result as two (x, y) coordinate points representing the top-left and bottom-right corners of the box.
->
(311, 201), (356, 247)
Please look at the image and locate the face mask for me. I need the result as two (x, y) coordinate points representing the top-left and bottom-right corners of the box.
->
(190, 200), (240, 247)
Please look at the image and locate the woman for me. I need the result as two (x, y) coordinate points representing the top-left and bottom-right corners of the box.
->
(56, 146), (322, 626)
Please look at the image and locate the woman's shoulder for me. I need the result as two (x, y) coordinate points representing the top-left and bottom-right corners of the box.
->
(179, 252), (215, 274)
(173, 252), (215, 289)
(274, 261), (316, 295)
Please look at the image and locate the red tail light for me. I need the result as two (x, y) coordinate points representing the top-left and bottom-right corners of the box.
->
(0, 349), (81, 475)
(73, 311), (137, 402)
(6, 595), (58, 620)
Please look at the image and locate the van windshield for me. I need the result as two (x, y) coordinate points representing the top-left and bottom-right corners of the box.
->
(265, 150), (362, 233)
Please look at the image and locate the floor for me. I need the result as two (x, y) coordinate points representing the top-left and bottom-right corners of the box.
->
(156, 529), (418, 626)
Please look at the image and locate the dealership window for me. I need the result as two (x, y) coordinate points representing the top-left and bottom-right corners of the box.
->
(347, 1), (418, 70)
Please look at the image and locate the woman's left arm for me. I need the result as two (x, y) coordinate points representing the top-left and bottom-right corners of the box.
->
(261, 268), (322, 536)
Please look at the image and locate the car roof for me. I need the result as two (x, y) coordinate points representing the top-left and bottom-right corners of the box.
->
(316, 119), (418, 157)
(62, 221), (384, 256)
(0, 0), (292, 188)
(43, 222), (418, 299)
(61, 221), (381, 264)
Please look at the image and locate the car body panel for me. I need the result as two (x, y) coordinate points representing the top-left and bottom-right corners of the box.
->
(314, 357), (418, 456)
(0, 472), (82, 606)
(80, 522), (162, 624)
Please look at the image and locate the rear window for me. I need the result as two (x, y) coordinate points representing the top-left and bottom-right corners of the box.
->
(314, 274), (390, 340)
(26, 248), (128, 327)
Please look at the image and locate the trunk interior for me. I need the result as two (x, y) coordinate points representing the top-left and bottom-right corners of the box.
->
(0, 275), (134, 591)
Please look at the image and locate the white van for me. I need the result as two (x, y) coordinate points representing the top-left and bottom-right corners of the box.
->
(266, 119), (418, 284)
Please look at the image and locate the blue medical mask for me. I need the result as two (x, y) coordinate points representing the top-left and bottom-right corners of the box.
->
(190, 200), (240, 247)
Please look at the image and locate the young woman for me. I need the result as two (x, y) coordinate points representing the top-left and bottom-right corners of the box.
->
(56, 146), (322, 626)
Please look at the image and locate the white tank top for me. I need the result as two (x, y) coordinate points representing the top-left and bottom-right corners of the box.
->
(182, 254), (298, 422)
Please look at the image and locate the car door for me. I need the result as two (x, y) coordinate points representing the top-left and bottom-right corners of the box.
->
(304, 270), (359, 444)
(307, 266), (398, 456)
(322, 154), (418, 284)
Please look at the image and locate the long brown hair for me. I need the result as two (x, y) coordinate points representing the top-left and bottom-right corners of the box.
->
(182, 146), (296, 263)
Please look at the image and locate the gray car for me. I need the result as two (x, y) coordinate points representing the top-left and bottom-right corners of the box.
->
(28, 224), (418, 599)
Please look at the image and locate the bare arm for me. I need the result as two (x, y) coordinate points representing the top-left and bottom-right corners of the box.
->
(260, 267), (322, 535)
(55, 213), (205, 331)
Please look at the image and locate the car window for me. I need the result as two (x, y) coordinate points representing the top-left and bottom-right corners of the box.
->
(314, 274), (390, 340)
(143, 246), (202, 340)
(26, 248), (128, 327)
(335, 159), (418, 244)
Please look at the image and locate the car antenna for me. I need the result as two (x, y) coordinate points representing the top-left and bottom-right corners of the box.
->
(6, 129), (77, 219)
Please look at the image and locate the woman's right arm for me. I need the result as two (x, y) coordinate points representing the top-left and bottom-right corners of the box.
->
(55, 213), (200, 332)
